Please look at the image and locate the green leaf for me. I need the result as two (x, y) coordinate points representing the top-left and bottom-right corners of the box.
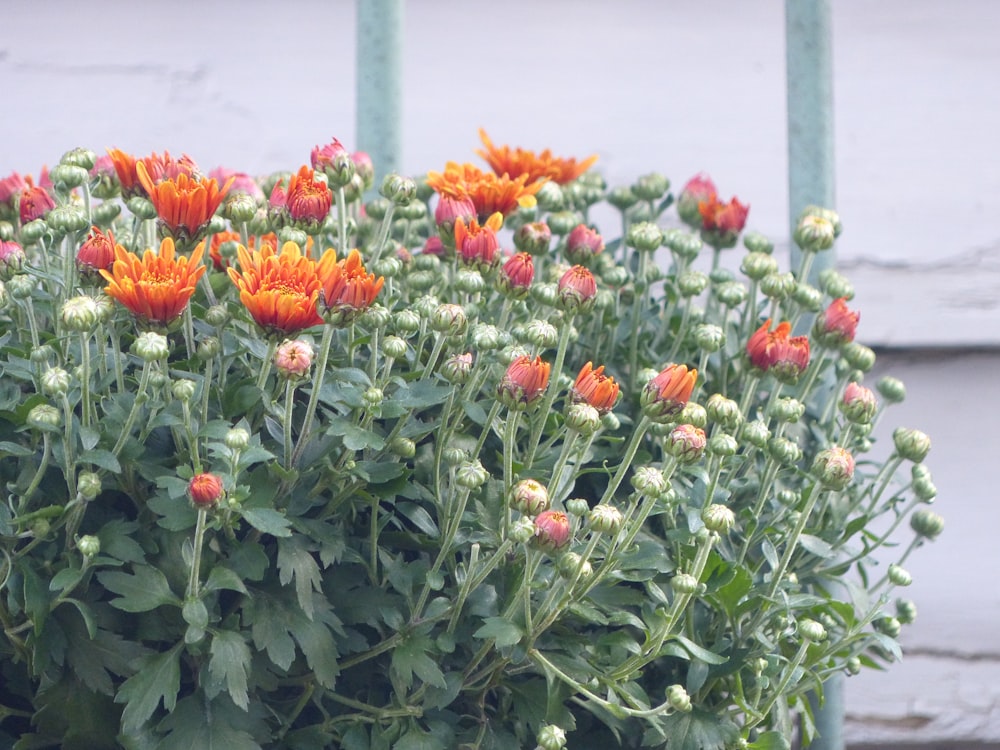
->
(0, 440), (35, 457)
(397, 501), (439, 538)
(147, 492), (198, 531)
(395, 380), (451, 408)
(78, 448), (121, 474)
(96, 519), (146, 563)
(64, 614), (147, 696)
(115, 645), (183, 734)
(326, 415), (385, 451)
(391, 633), (447, 690)
(670, 634), (729, 665)
(798, 533), (835, 558)
(155, 694), (261, 750)
(749, 730), (791, 750)
(277, 536), (323, 619)
(204, 565), (250, 595)
(473, 617), (524, 648)
(240, 507), (293, 537)
(247, 593), (297, 671)
(659, 707), (739, 750)
(98, 565), (181, 612)
(394, 727), (441, 750)
(208, 629), (252, 710)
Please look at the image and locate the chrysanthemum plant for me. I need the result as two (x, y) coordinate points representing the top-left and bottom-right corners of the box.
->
(0, 136), (941, 750)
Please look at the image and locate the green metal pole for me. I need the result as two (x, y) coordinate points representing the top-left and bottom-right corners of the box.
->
(786, 0), (835, 286)
(786, 3), (843, 748)
(356, 0), (403, 181)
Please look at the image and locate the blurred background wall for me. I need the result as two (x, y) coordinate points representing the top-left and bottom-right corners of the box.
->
(3, 1), (998, 744)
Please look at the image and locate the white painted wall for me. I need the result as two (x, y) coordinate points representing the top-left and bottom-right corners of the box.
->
(3, 1), (998, 744)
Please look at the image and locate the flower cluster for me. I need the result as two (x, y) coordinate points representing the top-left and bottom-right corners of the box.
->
(0, 135), (937, 750)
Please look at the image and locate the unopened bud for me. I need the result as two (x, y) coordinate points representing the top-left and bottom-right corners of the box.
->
(172, 378), (197, 402)
(393, 309), (422, 335)
(768, 437), (802, 466)
(77, 471), (101, 500)
(799, 618), (827, 642)
(60, 147), (97, 171)
(61, 295), (100, 332)
(77, 534), (101, 557)
(708, 433), (738, 457)
(379, 174), (416, 206)
(887, 564), (912, 587)
(706, 394), (742, 430)
(667, 424), (707, 463)
(812, 446), (855, 490)
(893, 427), (931, 463)
(525, 319), (558, 349)
(133, 331), (169, 362)
(41, 367), (71, 396)
(456, 459), (490, 489)
(702, 504), (735, 534)
(913, 475), (937, 502)
(565, 497), (590, 517)
(225, 428), (251, 451)
(741, 420), (771, 449)
(362, 387), (384, 411)
(547, 210), (579, 236)
(198, 336), (221, 360)
(768, 397), (805, 424)
(678, 402), (707, 429)
(626, 221), (663, 252)
(842, 342), (876, 373)
(760, 272), (796, 300)
(536, 723), (567, 750)
(677, 270), (709, 297)
(607, 186), (639, 211)
(631, 466), (668, 497)
(910, 508), (944, 539)
(565, 402), (602, 435)
(818, 268), (854, 300)
(511, 516), (536, 544)
(694, 323), (725, 353)
(441, 352), (473, 385)
(671, 573), (700, 596)
(633, 173), (669, 201)
(896, 599), (918, 625)
(28, 404), (61, 430)
(741, 251), (779, 281)
(715, 280), (748, 309)
(558, 551), (592, 580)
(389, 437), (416, 459)
(430, 303), (467, 336)
(794, 214), (836, 252)
(876, 376), (907, 404)
(535, 182), (565, 213)
(588, 504), (623, 534)
(876, 616), (901, 638)
(510, 479), (550, 516)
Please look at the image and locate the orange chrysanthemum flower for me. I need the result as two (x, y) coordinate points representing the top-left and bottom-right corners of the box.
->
(640, 364), (698, 423)
(137, 162), (232, 251)
(454, 212), (504, 271)
(426, 161), (544, 221)
(746, 319), (810, 383)
(285, 165), (333, 232)
(107, 149), (199, 200)
(316, 248), (385, 326)
(227, 241), (324, 337)
(571, 362), (620, 415)
(477, 129), (598, 185)
(100, 237), (206, 326)
(497, 354), (551, 411)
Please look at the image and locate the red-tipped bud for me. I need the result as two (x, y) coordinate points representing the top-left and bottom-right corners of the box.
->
(188, 472), (224, 508)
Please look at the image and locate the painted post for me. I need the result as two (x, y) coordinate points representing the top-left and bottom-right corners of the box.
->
(786, 2), (843, 749)
(356, 0), (403, 182)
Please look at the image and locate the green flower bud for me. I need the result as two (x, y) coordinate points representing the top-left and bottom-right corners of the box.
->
(768, 436), (802, 466)
(46, 205), (89, 234)
(702, 504), (735, 534)
(547, 210), (580, 236)
(887, 564), (912, 587)
(371, 256), (403, 280)
(588, 504), (623, 534)
(362, 387), (384, 411)
(818, 268), (854, 300)
(606, 186), (639, 211)
(470, 323), (501, 351)
(876, 616), (901, 638)
(913, 476), (937, 502)
(910, 508), (944, 539)
(443, 447), (467, 467)
(430, 303), (467, 336)
(224, 193), (258, 224)
(225, 427), (251, 451)
(664, 229), (703, 261)
(91, 200), (122, 227)
(626, 221), (663, 252)
(565, 497), (590, 517)
(768, 397), (805, 424)
(28, 404), (61, 430)
(741, 420), (771, 450)
(715, 280), (748, 308)
(133, 331), (169, 362)
(893, 427), (931, 463)
(706, 393), (742, 430)
(41, 367), (71, 396)
(393, 309), (422, 335)
(742, 231), (773, 254)
(665, 684), (692, 713)
(456, 459), (489, 489)
(533, 181), (563, 213)
(277, 226), (309, 247)
(557, 551), (592, 580)
(530, 281), (559, 307)
(455, 268), (485, 295)
(50, 163), (90, 190)
(61, 295), (100, 332)
(601, 411), (621, 432)
(413, 295), (441, 319)
(381, 335), (408, 360)
(842, 342), (876, 372)
(793, 282), (824, 312)
(441, 352), (473, 385)
(708, 433), (738, 457)
(77, 471), (101, 501)
(197, 336), (221, 360)
(678, 402), (707, 429)
(799, 618), (828, 642)
(7, 273), (34, 300)
(846, 656), (862, 675)
(389, 437), (416, 459)
(126, 196), (157, 221)
(565, 403), (602, 435)
(364, 197), (391, 221)
(248, 207), (271, 235)
(760, 272), (796, 300)
(741, 251), (779, 281)
(77, 534), (101, 557)
(525, 319), (558, 349)
(812, 446), (855, 490)
(379, 174), (416, 206)
(694, 323), (725, 353)
(631, 466), (668, 497)
(149, 371), (169, 390)
(678, 270), (709, 297)
(536, 724), (567, 750)
(511, 516), (536, 544)
(896, 598), (918, 625)
(172, 378), (197, 402)
(60, 147), (97, 171)
(632, 173), (670, 201)
(794, 214), (836, 252)
(671, 573), (700, 596)
(876, 375), (907, 404)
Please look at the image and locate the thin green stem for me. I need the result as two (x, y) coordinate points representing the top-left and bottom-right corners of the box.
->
(525, 319), (573, 467)
(255, 340), (278, 392)
(290, 324), (336, 467)
(596, 416), (651, 506)
(111, 361), (153, 458)
(283, 379), (296, 469)
(186, 507), (209, 600)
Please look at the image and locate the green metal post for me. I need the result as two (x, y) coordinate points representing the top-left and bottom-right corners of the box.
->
(786, 3), (843, 749)
(786, 0), (835, 285)
(356, 0), (403, 181)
